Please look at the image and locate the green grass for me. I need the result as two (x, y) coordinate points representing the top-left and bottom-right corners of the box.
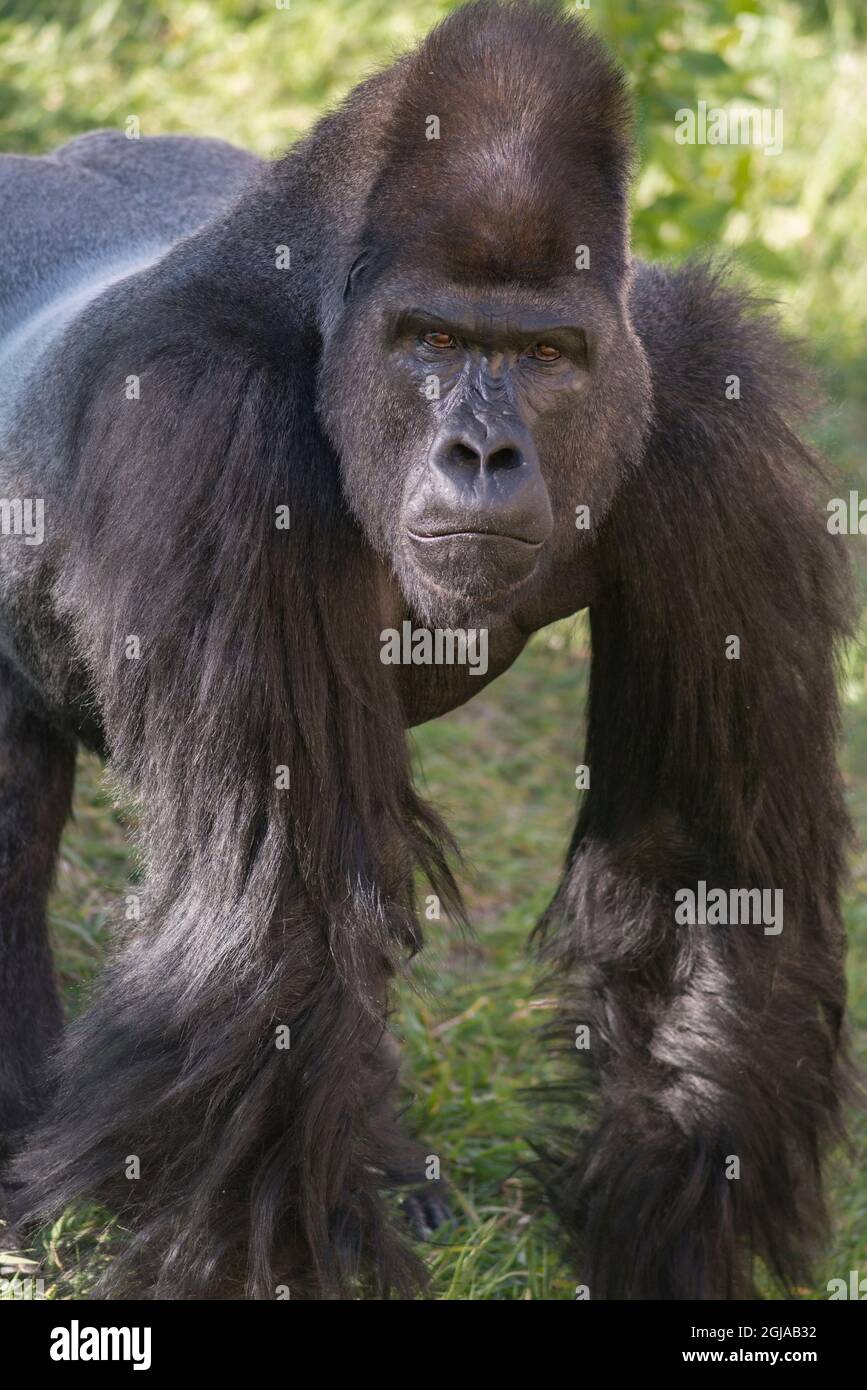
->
(2, 609), (865, 1300)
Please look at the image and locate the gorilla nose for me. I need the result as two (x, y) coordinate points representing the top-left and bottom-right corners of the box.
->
(411, 423), (554, 548)
(439, 436), (525, 474)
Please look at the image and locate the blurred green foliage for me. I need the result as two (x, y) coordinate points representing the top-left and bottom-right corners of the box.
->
(1, 0), (865, 402)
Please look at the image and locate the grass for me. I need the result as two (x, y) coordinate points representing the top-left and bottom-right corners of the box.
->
(2, 606), (865, 1300)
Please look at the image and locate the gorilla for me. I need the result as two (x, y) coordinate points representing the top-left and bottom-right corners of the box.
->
(0, 1), (853, 1300)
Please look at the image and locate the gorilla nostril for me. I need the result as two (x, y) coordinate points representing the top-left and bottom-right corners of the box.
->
(486, 446), (523, 471)
(437, 438), (528, 473)
(446, 441), (481, 469)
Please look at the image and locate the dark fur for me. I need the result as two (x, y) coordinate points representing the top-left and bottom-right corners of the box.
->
(534, 263), (854, 1298)
(0, 1), (853, 1300)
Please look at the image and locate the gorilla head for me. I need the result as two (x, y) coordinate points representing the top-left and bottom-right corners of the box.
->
(318, 4), (653, 626)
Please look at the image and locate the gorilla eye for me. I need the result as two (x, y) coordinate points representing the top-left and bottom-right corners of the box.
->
(421, 331), (457, 350)
(527, 343), (561, 362)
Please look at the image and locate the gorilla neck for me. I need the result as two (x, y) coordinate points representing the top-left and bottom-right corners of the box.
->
(374, 547), (597, 727)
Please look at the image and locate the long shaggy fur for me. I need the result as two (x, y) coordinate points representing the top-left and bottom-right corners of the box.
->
(0, 2), (855, 1302)
(9, 307), (463, 1299)
(534, 263), (854, 1298)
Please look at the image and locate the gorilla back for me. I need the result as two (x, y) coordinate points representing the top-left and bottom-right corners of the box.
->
(0, 1), (853, 1301)
(0, 130), (260, 729)
(0, 131), (258, 421)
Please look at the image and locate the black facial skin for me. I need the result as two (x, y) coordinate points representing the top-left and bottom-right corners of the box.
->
(398, 300), (574, 589)
(321, 272), (651, 631)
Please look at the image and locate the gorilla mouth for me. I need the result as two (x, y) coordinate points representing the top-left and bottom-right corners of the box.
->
(404, 527), (545, 609)
(407, 529), (544, 550)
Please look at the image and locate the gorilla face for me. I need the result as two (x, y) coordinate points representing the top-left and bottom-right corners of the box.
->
(320, 268), (652, 626)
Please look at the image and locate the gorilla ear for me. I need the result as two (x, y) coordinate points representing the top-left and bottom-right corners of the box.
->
(342, 250), (369, 303)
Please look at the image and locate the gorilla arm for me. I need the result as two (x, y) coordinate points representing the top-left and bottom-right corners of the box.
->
(532, 259), (853, 1298)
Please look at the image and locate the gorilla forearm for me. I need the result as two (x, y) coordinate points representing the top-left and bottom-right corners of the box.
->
(535, 263), (852, 1298)
(0, 665), (74, 1153)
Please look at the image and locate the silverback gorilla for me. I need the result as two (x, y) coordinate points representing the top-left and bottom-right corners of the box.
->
(0, 1), (853, 1300)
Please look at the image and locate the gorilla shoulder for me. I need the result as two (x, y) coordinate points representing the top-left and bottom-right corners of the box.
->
(629, 258), (810, 436)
